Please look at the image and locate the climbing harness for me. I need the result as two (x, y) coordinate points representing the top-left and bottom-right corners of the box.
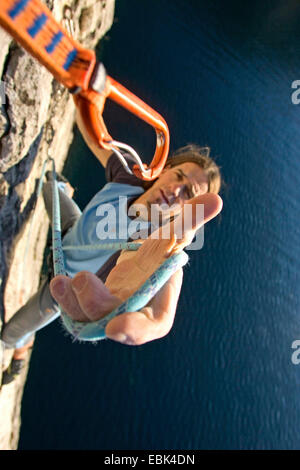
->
(0, 0), (170, 180)
(50, 159), (188, 341)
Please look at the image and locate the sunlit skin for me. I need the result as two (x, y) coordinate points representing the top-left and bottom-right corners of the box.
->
(131, 162), (209, 221)
(12, 116), (222, 358)
(49, 163), (222, 345)
(48, 115), (223, 345)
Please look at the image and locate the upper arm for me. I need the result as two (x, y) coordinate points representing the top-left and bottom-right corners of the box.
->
(85, 144), (114, 169)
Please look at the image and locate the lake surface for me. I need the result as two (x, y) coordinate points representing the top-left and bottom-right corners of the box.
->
(19, 0), (300, 449)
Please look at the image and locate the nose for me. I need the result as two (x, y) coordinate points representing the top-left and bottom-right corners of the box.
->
(167, 183), (185, 204)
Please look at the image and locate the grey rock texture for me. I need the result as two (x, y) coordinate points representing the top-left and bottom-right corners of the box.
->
(0, 0), (115, 449)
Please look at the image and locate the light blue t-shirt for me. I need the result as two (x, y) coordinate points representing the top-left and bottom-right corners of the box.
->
(62, 182), (145, 278)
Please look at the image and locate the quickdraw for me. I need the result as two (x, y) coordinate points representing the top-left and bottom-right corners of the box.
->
(0, 0), (170, 180)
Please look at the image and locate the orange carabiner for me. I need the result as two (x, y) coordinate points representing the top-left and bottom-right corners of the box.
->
(0, 0), (170, 181)
(75, 74), (170, 181)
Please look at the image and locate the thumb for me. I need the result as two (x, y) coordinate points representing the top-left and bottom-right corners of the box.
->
(173, 193), (223, 237)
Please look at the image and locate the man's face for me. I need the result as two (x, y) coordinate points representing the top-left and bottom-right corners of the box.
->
(133, 162), (209, 220)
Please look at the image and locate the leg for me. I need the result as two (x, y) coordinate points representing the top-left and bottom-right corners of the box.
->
(1, 337), (35, 386)
(2, 177), (81, 347)
(1, 277), (61, 349)
(42, 180), (82, 235)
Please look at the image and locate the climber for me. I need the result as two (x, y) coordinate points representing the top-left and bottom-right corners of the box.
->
(1, 110), (222, 384)
(0, 0), (223, 386)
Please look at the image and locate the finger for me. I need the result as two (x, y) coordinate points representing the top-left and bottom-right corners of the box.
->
(202, 193), (223, 223)
(50, 275), (88, 321)
(70, 271), (121, 321)
(105, 269), (183, 346)
(170, 193), (222, 252)
(105, 311), (158, 345)
(174, 193), (223, 235)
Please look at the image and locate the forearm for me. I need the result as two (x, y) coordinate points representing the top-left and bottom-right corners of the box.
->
(75, 110), (113, 168)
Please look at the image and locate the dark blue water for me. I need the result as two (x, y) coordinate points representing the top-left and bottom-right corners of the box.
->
(19, 0), (300, 449)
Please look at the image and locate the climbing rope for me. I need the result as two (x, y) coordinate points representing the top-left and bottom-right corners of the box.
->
(50, 160), (189, 342)
(0, 0), (186, 339)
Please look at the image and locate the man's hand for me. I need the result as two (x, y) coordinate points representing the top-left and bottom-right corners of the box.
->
(50, 193), (222, 345)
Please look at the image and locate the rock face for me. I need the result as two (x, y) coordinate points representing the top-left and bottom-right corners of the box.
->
(0, 0), (115, 450)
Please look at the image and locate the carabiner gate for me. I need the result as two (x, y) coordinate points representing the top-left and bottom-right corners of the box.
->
(0, 0), (170, 181)
(76, 63), (170, 181)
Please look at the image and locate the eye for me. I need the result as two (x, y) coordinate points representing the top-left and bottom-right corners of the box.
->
(176, 170), (184, 181)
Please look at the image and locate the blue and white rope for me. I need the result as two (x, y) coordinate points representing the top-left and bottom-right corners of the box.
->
(51, 160), (188, 342)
